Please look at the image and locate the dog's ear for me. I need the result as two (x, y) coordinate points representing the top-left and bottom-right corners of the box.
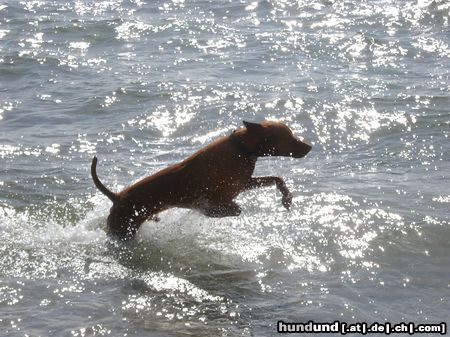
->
(243, 121), (264, 133)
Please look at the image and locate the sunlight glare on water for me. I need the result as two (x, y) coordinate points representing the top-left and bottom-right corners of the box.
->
(0, 0), (449, 336)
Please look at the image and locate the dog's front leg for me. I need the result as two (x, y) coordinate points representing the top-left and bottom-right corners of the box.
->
(245, 176), (293, 209)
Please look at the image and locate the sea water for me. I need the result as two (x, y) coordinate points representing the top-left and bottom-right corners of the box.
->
(0, 1), (449, 336)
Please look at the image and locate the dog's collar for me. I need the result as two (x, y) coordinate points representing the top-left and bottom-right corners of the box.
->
(230, 130), (257, 159)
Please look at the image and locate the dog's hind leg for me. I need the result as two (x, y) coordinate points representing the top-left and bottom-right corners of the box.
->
(245, 176), (293, 209)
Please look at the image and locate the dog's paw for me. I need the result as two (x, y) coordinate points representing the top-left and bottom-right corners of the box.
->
(282, 192), (293, 210)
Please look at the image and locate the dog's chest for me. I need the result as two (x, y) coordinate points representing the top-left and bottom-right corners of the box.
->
(205, 156), (255, 195)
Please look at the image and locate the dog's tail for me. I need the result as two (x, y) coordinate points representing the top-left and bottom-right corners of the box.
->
(91, 156), (119, 203)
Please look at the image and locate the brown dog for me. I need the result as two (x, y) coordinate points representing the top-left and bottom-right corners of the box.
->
(91, 120), (311, 239)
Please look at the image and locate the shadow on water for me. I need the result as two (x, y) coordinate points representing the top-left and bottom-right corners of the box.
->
(103, 215), (269, 291)
(88, 210), (272, 336)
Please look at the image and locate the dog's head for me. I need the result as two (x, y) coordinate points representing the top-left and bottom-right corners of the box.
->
(243, 120), (312, 158)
